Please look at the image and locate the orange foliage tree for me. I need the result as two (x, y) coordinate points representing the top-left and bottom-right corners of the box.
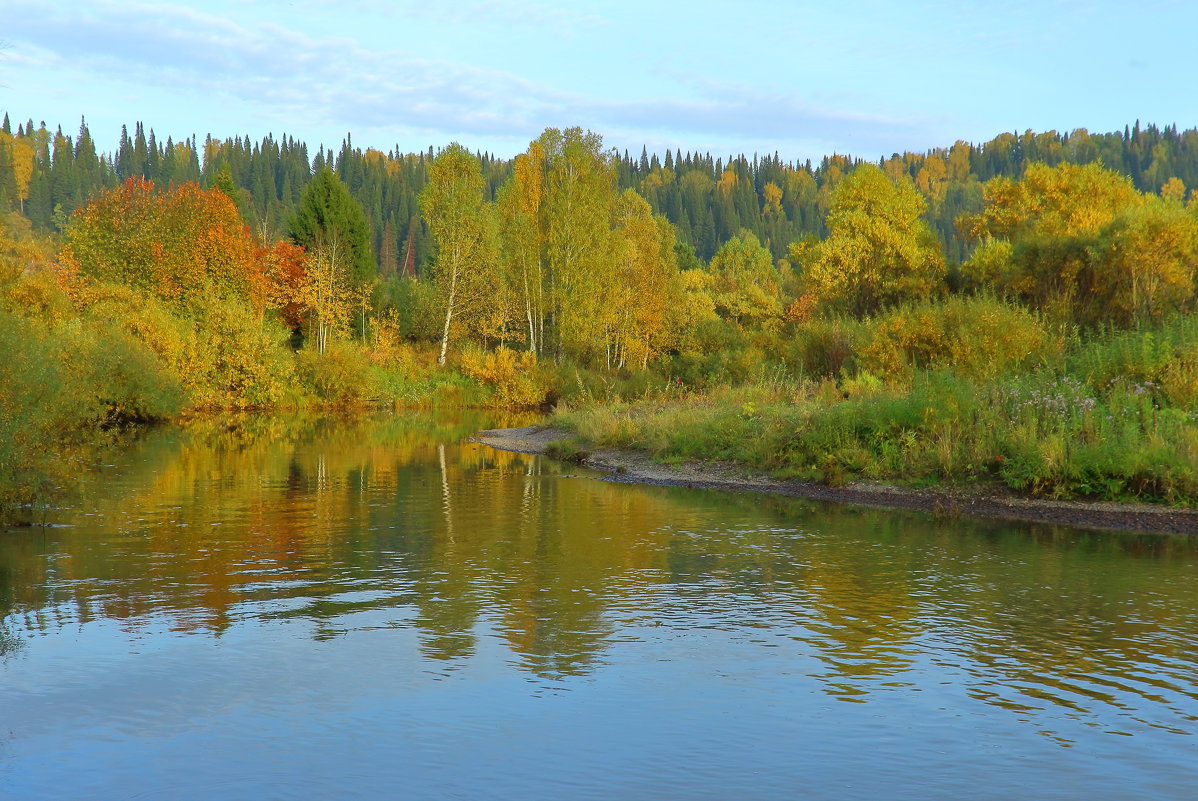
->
(61, 178), (297, 311)
(256, 239), (308, 329)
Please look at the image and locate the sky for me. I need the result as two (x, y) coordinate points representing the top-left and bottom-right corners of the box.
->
(1, 0), (1195, 164)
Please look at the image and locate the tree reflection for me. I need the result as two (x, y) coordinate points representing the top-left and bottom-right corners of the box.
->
(2, 411), (1198, 736)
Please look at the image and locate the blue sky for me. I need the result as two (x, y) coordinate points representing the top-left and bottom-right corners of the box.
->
(1, 0), (1194, 163)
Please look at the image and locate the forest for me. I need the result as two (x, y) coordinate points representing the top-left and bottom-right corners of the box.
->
(1, 115), (1197, 521)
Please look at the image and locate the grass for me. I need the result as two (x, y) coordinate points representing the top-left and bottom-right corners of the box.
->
(555, 362), (1198, 506)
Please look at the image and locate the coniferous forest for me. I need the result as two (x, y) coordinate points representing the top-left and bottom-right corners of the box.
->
(2, 114), (1198, 521)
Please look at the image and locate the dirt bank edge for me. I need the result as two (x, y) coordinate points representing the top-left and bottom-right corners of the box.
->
(470, 426), (1198, 536)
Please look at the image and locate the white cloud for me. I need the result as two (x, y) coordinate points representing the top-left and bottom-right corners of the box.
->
(3, 0), (930, 158)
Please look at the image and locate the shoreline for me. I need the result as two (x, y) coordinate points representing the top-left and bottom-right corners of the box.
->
(471, 426), (1198, 536)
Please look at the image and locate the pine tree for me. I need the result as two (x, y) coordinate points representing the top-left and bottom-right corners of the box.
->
(132, 123), (148, 180)
(214, 163), (244, 219)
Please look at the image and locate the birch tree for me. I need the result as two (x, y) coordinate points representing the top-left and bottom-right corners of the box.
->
(419, 144), (497, 365)
(540, 127), (617, 361)
(497, 141), (546, 355)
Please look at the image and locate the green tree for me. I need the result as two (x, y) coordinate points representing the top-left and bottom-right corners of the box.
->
(288, 166), (375, 288)
(709, 230), (783, 327)
(213, 164), (246, 220)
(0, 134), (17, 213)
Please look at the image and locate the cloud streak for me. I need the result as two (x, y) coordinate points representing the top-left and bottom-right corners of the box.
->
(4, 0), (924, 155)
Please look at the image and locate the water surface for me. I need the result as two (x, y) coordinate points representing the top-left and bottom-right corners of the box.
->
(2, 412), (1196, 800)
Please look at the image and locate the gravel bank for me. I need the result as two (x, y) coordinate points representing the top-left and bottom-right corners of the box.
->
(471, 426), (1198, 535)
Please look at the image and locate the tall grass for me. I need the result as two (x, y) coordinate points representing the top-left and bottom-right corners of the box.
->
(556, 365), (1198, 505)
(1067, 316), (1198, 410)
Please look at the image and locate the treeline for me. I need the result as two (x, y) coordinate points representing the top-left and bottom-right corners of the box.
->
(3, 113), (1198, 269)
(3, 114), (1198, 519)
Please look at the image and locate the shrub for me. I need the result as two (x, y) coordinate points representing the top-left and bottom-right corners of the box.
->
(180, 297), (296, 409)
(861, 295), (1060, 381)
(55, 321), (184, 425)
(78, 284), (294, 410)
(296, 340), (374, 406)
(786, 315), (865, 377)
(458, 345), (551, 408)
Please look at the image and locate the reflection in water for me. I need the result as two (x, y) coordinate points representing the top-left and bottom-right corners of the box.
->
(2, 410), (1198, 799)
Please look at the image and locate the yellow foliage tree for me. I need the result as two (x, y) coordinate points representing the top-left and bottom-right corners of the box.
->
(1088, 199), (1198, 325)
(1161, 177), (1187, 204)
(947, 141), (972, 182)
(914, 155), (947, 205)
(960, 161), (1141, 242)
(959, 162), (1194, 325)
(497, 141), (546, 354)
(295, 234), (353, 355)
(420, 143), (499, 365)
(807, 165), (945, 315)
(762, 182), (785, 220)
(607, 190), (683, 369)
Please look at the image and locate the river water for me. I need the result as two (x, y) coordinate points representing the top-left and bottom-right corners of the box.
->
(1, 412), (1196, 800)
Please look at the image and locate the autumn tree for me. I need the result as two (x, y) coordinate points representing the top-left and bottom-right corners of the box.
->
(257, 239), (308, 331)
(1087, 199), (1198, 324)
(807, 164), (945, 315)
(61, 178), (265, 309)
(914, 154), (948, 206)
(419, 144), (499, 365)
(607, 190), (682, 368)
(296, 233), (353, 355)
(708, 230), (783, 327)
(497, 141), (546, 354)
(1161, 177), (1186, 204)
(957, 162), (1193, 324)
(540, 127), (618, 360)
(960, 161), (1141, 243)
(492, 128), (620, 364)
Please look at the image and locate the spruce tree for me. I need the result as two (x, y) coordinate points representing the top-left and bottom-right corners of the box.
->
(0, 138), (17, 213)
(288, 166), (375, 287)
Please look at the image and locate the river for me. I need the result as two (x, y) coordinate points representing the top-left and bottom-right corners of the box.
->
(2, 412), (1196, 800)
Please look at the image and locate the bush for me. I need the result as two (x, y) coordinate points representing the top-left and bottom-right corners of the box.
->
(55, 320), (184, 425)
(180, 297), (296, 409)
(77, 284), (295, 410)
(0, 311), (68, 521)
(457, 345), (551, 408)
(0, 306), (182, 523)
(296, 340), (374, 406)
(785, 315), (865, 377)
(861, 295), (1061, 381)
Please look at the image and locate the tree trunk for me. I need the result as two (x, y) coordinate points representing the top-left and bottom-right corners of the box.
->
(438, 271), (457, 366)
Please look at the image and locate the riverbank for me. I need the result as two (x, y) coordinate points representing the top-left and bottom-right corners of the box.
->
(472, 425), (1198, 535)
